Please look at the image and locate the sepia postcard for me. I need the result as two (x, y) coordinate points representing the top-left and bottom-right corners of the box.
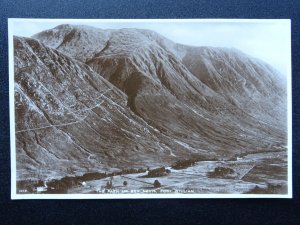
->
(9, 19), (292, 199)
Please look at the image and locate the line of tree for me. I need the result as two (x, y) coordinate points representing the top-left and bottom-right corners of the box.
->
(17, 167), (148, 194)
(171, 155), (216, 170)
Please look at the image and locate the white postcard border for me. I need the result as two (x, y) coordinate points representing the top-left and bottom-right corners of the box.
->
(8, 18), (292, 199)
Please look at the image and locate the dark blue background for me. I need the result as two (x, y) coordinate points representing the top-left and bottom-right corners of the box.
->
(1, 0), (299, 224)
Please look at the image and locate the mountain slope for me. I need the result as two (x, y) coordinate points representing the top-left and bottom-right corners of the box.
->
(181, 46), (286, 127)
(14, 36), (188, 180)
(14, 25), (287, 180)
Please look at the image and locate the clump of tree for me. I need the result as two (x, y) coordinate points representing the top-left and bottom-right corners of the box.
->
(46, 176), (80, 193)
(207, 166), (235, 178)
(171, 159), (197, 170)
(46, 172), (108, 193)
(19, 167), (150, 194)
(105, 180), (113, 189)
(115, 168), (146, 176)
(141, 167), (171, 178)
(153, 180), (161, 188)
(81, 172), (107, 181)
(171, 155), (216, 170)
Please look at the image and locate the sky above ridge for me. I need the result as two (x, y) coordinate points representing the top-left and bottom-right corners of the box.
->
(10, 19), (291, 75)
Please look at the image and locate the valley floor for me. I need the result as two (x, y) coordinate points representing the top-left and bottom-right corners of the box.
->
(67, 150), (287, 195)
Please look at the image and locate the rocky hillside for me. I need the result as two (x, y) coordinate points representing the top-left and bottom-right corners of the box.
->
(14, 24), (287, 180)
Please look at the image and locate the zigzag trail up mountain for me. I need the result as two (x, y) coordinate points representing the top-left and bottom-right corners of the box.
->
(14, 24), (287, 180)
